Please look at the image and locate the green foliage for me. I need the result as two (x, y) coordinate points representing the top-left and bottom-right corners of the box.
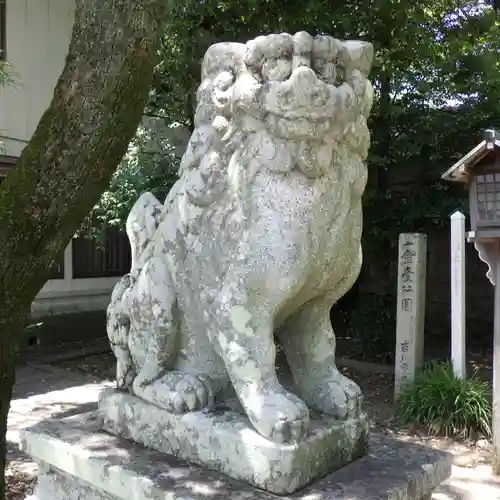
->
(0, 61), (17, 89)
(396, 361), (492, 439)
(341, 294), (396, 364)
(83, 119), (182, 239)
(91, 0), (500, 361)
(152, 2), (500, 236)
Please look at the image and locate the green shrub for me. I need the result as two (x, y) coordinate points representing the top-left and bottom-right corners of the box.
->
(340, 293), (396, 364)
(395, 360), (492, 439)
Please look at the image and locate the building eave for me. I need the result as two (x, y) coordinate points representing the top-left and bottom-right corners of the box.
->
(441, 129), (500, 183)
(441, 141), (487, 183)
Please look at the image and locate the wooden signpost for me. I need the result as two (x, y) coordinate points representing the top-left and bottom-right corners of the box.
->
(450, 211), (466, 379)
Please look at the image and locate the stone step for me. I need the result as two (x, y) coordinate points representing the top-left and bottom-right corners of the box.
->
(20, 411), (452, 500)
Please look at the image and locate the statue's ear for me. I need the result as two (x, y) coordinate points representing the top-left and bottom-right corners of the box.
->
(342, 41), (374, 77)
(126, 192), (163, 268)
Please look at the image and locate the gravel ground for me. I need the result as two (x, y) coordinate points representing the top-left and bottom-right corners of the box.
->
(58, 351), (116, 381)
(6, 468), (35, 500)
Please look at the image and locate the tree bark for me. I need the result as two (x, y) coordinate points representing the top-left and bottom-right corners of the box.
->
(0, 1), (168, 497)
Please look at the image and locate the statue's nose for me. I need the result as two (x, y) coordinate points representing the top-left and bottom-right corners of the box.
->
(291, 65), (318, 84)
(288, 66), (321, 104)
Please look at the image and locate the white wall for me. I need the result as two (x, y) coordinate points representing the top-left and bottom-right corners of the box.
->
(32, 241), (119, 316)
(0, 0), (75, 156)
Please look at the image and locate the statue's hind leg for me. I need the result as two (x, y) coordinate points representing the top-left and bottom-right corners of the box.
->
(130, 256), (215, 412)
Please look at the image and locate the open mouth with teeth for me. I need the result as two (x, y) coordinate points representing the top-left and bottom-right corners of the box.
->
(261, 65), (357, 121)
(245, 32), (372, 123)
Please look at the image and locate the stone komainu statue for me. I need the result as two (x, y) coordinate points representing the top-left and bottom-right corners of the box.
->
(106, 32), (373, 444)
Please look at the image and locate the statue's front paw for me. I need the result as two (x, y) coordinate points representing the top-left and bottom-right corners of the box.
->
(168, 373), (215, 413)
(244, 385), (310, 444)
(133, 370), (215, 413)
(303, 371), (362, 419)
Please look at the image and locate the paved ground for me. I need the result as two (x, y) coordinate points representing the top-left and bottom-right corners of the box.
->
(7, 361), (500, 499)
(435, 465), (500, 500)
(8, 363), (112, 477)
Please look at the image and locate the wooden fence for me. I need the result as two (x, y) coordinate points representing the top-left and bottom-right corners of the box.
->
(72, 229), (130, 279)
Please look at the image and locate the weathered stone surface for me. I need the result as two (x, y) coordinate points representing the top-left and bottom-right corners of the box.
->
(21, 412), (452, 500)
(394, 233), (427, 397)
(106, 29), (374, 451)
(26, 465), (115, 500)
(99, 388), (368, 494)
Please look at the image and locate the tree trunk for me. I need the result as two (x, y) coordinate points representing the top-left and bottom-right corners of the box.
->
(0, 1), (168, 497)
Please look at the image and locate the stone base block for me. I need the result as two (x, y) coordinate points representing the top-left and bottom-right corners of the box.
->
(20, 412), (452, 500)
(98, 389), (368, 494)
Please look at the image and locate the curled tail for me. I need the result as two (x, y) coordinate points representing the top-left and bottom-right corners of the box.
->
(107, 273), (135, 390)
(107, 191), (163, 389)
(106, 274), (131, 347)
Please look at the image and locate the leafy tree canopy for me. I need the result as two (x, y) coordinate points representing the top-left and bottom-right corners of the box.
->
(91, 0), (500, 246)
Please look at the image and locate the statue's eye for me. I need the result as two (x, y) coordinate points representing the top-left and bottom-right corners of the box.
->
(214, 70), (234, 91)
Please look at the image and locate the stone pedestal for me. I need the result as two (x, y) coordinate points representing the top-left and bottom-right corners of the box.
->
(20, 412), (452, 500)
(99, 389), (368, 494)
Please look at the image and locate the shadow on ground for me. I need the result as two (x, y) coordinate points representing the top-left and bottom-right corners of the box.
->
(8, 363), (112, 474)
